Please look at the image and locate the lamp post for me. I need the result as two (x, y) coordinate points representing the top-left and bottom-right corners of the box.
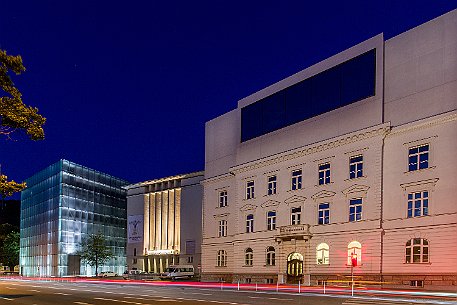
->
(350, 253), (357, 296)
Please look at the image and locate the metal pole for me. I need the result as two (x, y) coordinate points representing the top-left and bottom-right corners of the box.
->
(351, 265), (354, 297)
(276, 281), (279, 292)
(256, 283), (258, 292)
(237, 280), (240, 291)
(298, 281), (301, 293)
(323, 280), (326, 294)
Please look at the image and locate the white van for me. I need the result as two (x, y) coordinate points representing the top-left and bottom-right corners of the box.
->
(160, 265), (194, 280)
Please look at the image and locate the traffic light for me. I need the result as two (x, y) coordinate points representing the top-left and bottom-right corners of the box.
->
(351, 253), (358, 267)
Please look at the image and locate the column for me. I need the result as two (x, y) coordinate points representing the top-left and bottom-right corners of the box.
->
(155, 192), (162, 250)
(143, 194), (150, 253)
(168, 189), (175, 250)
(162, 191), (168, 250)
(174, 188), (181, 251)
(149, 193), (156, 250)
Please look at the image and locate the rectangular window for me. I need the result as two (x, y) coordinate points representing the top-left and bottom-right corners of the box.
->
(408, 144), (429, 171)
(318, 163), (331, 185)
(246, 181), (255, 199)
(187, 256), (193, 263)
(246, 214), (254, 233)
(291, 207), (301, 225)
(219, 190), (228, 207)
(349, 198), (362, 222)
(318, 203), (330, 224)
(218, 220), (227, 237)
(267, 211), (276, 230)
(267, 176), (277, 195)
(291, 169), (302, 190)
(407, 191), (429, 218)
(349, 155), (363, 179)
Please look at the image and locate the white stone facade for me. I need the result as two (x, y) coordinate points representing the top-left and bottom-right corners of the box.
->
(126, 172), (204, 274)
(201, 10), (457, 290)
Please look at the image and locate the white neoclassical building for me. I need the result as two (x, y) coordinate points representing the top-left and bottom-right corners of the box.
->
(126, 172), (204, 274)
(201, 10), (457, 290)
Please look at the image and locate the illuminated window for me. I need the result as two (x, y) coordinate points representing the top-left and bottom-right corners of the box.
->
(407, 191), (428, 218)
(316, 243), (329, 265)
(246, 181), (255, 199)
(218, 220), (227, 237)
(347, 241), (362, 265)
(318, 203), (330, 224)
(349, 155), (363, 179)
(245, 248), (253, 266)
(267, 211), (276, 230)
(246, 214), (254, 233)
(266, 246), (275, 266)
(219, 190), (228, 207)
(406, 238), (429, 263)
(217, 250), (227, 267)
(349, 198), (362, 222)
(408, 144), (429, 171)
(291, 169), (302, 190)
(267, 176), (277, 195)
(318, 163), (331, 185)
(291, 207), (301, 225)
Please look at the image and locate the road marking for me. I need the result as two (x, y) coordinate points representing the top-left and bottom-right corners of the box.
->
(54, 292), (71, 295)
(5, 287), (16, 290)
(248, 296), (261, 299)
(342, 300), (416, 305)
(74, 302), (93, 305)
(0, 297), (13, 301)
(190, 292), (213, 296)
(267, 297), (293, 301)
(28, 289), (41, 292)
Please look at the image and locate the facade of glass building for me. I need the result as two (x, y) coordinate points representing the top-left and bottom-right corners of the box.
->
(20, 159), (129, 277)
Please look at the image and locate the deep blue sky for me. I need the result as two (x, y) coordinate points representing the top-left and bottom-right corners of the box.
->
(1, 1), (456, 194)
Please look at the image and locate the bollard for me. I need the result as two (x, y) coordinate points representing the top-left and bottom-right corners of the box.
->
(221, 281), (223, 291)
(298, 281), (301, 294)
(323, 281), (326, 294)
(237, 280), (240, 291)
(256, 283), (258, 292)
(276, 281), (279, 292)
(351, 280), (354, 297)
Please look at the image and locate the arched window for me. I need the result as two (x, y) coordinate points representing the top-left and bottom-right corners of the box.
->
(406, 238), (429, 263)
(316, 243), (329, 265)
(266, 246), (275, 266)
(217, 250), (227, 267)
(245, 248), (253, 266)
(347, 241), (362, 265)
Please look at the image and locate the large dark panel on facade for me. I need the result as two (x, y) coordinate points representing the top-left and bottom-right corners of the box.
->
(241, 49), (376, 142)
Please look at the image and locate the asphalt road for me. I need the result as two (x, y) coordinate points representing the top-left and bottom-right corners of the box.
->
(0, 279), (455, 305)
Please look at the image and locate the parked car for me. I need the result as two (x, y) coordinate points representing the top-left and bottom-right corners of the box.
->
(160, 265), (194, 280)
(122, 269), (143, 279)
(98, 271), (117, 277)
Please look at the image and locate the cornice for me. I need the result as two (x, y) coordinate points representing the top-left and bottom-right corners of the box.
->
(230, 124), (390, 175)
(387, 111), (457, 138)
(201, 173), (234, 185)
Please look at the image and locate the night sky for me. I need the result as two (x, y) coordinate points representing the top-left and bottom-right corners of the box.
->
(1, 1), (456, 196)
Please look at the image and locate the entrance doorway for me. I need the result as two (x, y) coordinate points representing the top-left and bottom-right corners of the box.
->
(287, 252), (303, 283)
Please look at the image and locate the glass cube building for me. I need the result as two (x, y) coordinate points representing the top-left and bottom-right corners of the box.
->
(20, 159), (129, 277)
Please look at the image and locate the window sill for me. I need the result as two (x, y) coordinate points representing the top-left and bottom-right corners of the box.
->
(344, 176), (367, 182)
(263, 193), (278, 197)
(316, 263), (330, 267)
(287, 188), (304, 193)
(404, 262), (431, 265)
(315, 182), (334, 187)
(215, 266), (227, 268)
(404, 166), (436, 175)
(215, 205), (228, 209)
(263, 264), (276, 267)
(242, 265), (254, 267)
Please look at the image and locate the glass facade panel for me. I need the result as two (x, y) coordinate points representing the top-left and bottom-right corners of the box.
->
(241, 49), (376, 142)
(20, 159), (129, 277)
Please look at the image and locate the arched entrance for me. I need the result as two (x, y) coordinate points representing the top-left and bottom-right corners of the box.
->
(287, 252), (303, 283)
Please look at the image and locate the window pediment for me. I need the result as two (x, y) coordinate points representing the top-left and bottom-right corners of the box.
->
(400, 178), (439, 193)
(284, 195), (307, 205)
(311, 190), (336, 203)
(240, 203), (257, 211)
(260, 199), (281, 208)
(342, 184), (370, 198)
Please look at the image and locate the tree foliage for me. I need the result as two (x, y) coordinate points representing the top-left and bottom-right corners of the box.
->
(0, 224), (19, 270)
(2, 231), (20, 270)
(78, 232), (113, 276)
(0, 49), (46, 198)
